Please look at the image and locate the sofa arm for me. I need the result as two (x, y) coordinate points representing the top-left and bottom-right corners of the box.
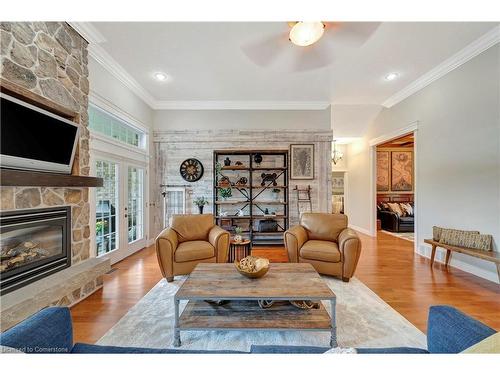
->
(0, 307), (73, 353)
(378, 211), (399, 232)
(155, 228), (179, 279)
(427, 305), (496, 353)
(338, 228), (361, 279)
(209, 226), (230, 262)
(284, 225), (308, 263)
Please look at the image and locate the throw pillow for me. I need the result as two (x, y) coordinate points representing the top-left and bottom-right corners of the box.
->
(387, 202), (404, 217)
(461, 332), (500, 353)
(324, 347), (357, 354)
(433, 226), (443, 241)
(433, 226), (479, 242)
(463, 233), (493, 251)
(401, 203), (413, 216)
(439, 229), (486, 249)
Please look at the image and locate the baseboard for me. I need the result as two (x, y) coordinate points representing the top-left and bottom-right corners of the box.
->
(147, 239), (155, 247)
(417, 243), (499, 284)
(349, 224), (374, 237)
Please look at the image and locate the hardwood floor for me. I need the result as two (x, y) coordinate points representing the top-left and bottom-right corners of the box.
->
(71, 231), (500, 344)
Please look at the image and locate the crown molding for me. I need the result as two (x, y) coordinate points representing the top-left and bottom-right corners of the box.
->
(70, 22), (157, 108)
(153, 100), (331, 110)
(68, 22), (107, 44)
(382, 25), (500, 108)
(88, 43), (157, 108)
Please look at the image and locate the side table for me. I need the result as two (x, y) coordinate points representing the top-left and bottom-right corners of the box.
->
(228, 239), (251, 262)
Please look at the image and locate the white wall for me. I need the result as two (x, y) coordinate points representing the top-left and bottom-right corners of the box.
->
(153, 108), (331, 131)
(346, 45), (500, 282)
(88, 56), (157, 243)
(88, 57), (153, 125)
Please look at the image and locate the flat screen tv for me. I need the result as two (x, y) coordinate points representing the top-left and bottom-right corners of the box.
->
(0, 93), (80, 174)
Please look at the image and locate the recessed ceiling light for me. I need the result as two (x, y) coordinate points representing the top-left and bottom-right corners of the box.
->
(154, 72), (167, 82)
(385, 72), (399, 81)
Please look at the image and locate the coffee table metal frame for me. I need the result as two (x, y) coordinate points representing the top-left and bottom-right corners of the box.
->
(173, 264), (337, 348)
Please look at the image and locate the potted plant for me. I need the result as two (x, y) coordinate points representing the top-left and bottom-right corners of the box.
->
(219, 187), (232, 201)
(272, 188), (280, 201)
(193, 196), (209, 214)
(234, 226), (243, 243)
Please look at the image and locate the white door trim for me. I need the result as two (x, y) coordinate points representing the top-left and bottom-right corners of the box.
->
(368, 122), (419, 247)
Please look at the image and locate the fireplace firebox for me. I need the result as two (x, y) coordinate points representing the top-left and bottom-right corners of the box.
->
(0, 207), (71, 294)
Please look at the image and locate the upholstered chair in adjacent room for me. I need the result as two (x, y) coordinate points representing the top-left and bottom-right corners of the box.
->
(155, 214), (230, 282)
(284, 213), (361, 282)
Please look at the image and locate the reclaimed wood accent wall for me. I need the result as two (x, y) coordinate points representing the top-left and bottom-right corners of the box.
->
(152, 129), (333, 236)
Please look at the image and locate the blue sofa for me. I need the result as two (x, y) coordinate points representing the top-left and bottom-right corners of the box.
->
(0, 305), (495, 354)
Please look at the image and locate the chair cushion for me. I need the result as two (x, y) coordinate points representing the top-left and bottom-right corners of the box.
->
(300, 213), (347, 241)
(300, 240), (341, 263)
(171, 214), (214, 242)
(175, 240), (214, 263)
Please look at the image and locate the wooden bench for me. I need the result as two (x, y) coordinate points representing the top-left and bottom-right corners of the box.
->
(424, 239), (500, 282)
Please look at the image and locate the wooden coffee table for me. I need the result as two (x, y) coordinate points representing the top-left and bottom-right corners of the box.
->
(173, 263), (337, 347)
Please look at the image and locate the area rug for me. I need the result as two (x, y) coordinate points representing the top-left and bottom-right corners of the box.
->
(96, 276), (426, 351)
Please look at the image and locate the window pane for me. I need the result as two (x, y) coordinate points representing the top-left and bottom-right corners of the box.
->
(88, 105), (145, 149)
(95, 160), (119, 256)
(128, 166), (144, 243)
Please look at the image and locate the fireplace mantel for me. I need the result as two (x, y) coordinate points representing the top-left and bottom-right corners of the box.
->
(0, 168), (103, 187)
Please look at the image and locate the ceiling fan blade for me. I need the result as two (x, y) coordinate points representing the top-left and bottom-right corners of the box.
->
(240, 32), (289, 67)
(292, 43), (335, 72)
(324, 22), (381, 48)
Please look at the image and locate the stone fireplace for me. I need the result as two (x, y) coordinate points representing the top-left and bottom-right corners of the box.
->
(0, 22), (109, 331)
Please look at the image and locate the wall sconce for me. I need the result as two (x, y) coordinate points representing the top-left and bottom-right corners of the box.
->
(332, 140), (344, 165)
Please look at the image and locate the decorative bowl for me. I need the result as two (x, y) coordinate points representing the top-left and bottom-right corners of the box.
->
(234, 256), (269, 279)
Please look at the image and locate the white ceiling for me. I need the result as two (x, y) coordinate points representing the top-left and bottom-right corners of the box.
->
(87, 22), (498, 107)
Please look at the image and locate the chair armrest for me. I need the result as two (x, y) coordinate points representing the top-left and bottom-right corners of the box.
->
(427, 305), (496, 353)
(209, 226), (230, 262)
(155, 228), (179, 278)
(0, 307), (73, 353)
(284, 225), (308, 262)
(338, 228), (361, 279)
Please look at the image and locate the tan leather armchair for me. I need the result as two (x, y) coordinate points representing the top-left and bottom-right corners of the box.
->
(155, 214), (230, 282)
(284, 213), (361, 282)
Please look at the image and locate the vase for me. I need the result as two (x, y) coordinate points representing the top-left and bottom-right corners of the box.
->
(198, 205), (204, 214)
(234, 234), (242, 243)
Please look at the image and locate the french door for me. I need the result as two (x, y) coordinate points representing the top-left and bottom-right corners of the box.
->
(93, 156), (147, 264)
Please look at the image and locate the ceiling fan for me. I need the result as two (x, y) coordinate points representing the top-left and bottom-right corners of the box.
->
(241, 22), (380, 72)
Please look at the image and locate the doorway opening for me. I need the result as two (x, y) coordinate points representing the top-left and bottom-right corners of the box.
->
(375, 133), (415, 242)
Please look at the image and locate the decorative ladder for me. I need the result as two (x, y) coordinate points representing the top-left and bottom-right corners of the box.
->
(293, 185), (312, 215)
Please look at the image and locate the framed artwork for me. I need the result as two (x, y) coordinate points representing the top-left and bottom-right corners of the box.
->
(391, 151), (413, 191)
(290, 144), (314, 180)
(332, 175), (344, 193)
(376, 151), (390, 191)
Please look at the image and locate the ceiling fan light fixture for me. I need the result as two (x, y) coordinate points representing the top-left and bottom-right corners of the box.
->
(289, 21), (325, 47)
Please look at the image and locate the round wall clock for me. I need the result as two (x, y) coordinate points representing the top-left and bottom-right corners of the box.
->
(179, 158), (204, 182)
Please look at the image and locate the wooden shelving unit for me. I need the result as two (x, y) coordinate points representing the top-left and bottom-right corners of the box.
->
(213, 150), (289, 246)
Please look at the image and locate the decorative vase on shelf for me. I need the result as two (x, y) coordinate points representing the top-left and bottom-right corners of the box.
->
(198, 205), (204, 214)
(224, 157), (231, 166)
